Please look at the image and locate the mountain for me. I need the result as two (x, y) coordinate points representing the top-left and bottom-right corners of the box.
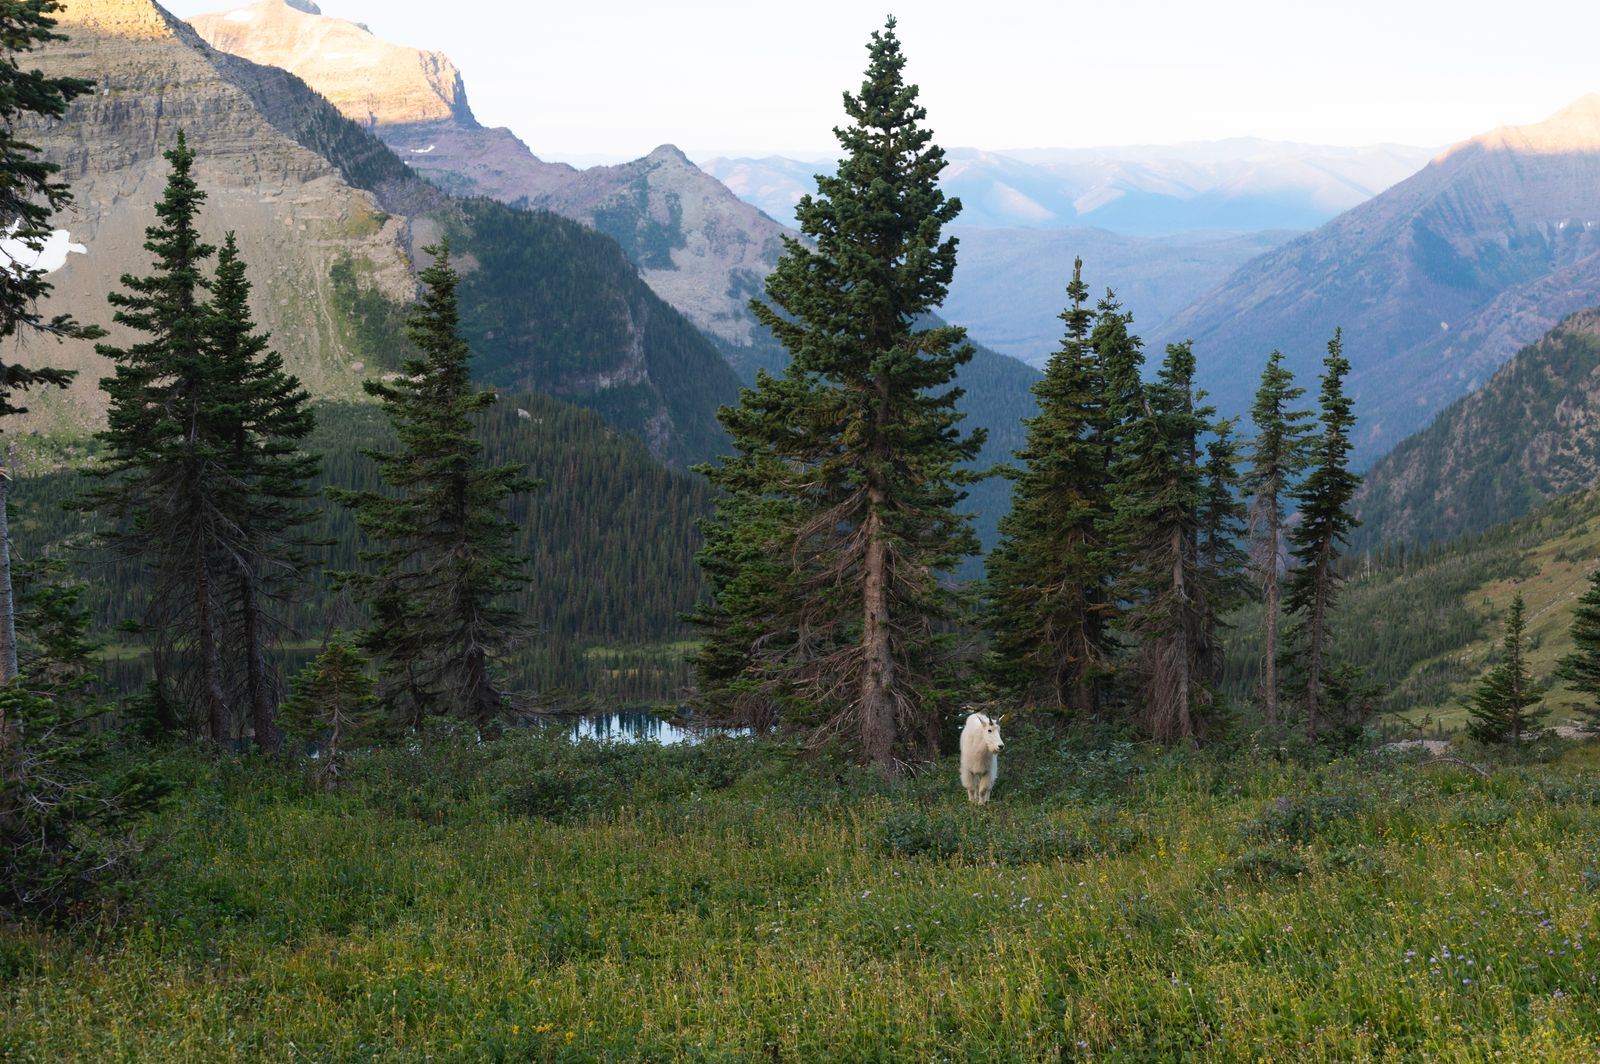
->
(26, 0), (741, 466)
(702, 141), (1434, 235)
(183, 0), (1052, 558)
(1355, 308), (1600, 552)
(189, 0), (792, 378)
(1153, 95), (1600, 465)
(945, 226), (1296, 365)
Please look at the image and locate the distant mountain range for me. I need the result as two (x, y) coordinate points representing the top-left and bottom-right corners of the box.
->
(944, 226), (1296, 365)
(702, 141), (1435, 236)
(1152, 94), (1600, 466)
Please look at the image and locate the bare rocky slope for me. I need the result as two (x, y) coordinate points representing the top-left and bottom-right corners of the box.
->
(24, 0), (741, 466)
(1151, 95), (1600, 466)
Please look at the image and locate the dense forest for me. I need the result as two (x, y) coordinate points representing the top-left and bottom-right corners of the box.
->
(10, 394), (708, 709)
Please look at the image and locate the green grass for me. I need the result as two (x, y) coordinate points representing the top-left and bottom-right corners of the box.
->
(3, 727), (1600, 1061)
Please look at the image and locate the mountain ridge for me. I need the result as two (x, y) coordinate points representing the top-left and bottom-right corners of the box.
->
(1150, 93), (1600, 464)
(23, 0), (742, 466)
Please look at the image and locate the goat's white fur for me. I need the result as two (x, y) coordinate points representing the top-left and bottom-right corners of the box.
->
(959, 712), (1004, 804)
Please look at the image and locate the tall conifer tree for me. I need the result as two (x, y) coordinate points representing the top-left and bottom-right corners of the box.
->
(208, 234), (317, 751)
(87, 132), (236, 742)
(1197, 419), (1250, 688)
(1285, 329), (1360, 742)
(1111, 342), (1212, 742)
(1242, 351), (1313, 724)
(0, 0), (101, 698)
(988, 258), (1111, 712)
(694, 19), (981, 770)
(332, 243), (536, 732)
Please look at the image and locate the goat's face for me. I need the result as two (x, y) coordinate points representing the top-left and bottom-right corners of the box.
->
(979, 715), (1004, 754)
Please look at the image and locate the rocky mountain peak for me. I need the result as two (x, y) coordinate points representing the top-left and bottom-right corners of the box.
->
(55, 0), (180, 38)
(1449, 92), (1600, 159)
(189, 1), (473, 128)
(644, 144), (693, 167)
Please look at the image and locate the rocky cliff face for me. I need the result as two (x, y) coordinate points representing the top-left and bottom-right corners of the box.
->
(1356, 308), (1600, 551)
(190, 0), (472, 128)
(22, 0), (741, 466)
(187, 0), (796, 378)
(1152, 95), (1600, 465)
(21, 0), (415, 434)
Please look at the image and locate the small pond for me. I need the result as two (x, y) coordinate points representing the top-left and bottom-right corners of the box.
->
(551, 711), (751, 746)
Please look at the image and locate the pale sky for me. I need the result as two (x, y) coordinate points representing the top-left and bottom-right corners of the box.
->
(162, 0), (1600, 163)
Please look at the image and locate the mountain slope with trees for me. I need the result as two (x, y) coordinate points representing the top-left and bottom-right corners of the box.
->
(22, 0), (741, 466)
(1356, 307), (1600, 552)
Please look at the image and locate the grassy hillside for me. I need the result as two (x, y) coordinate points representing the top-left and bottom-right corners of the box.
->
(1226, 487), (1600, 730)
(3, 732), (1598, 1059)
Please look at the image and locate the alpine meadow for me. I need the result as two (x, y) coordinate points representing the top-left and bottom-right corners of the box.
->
(5, 2), (1600, 1060)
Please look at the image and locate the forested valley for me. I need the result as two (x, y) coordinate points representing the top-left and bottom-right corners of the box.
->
(5, 5), (1600, 1061)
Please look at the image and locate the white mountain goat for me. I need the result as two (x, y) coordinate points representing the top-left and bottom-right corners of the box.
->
(959, 711), (1005, 804)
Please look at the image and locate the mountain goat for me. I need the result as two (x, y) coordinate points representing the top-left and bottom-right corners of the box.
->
(959, 711), (1005, 804)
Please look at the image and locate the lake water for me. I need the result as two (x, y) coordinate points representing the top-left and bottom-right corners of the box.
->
(556, 711), (750, 745)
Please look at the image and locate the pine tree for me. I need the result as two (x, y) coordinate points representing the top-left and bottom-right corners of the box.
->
(1111, 341), (1212, 742)
(85, 132), (237, 743)
(0, 0), (102, 699)
(1465, 593), (1546, 743)
(1242, 351), (1313, 724)
(331, 243), (536, 732)
(207, 233), (317, 752)
(1197, 418), (1250, 689)
(988, 258), (1111, 713)
(279, 637), (380, 791)
(1556, 568), (1600, 730)
(1286, 329), (1360, 743)
(694, 19), (981, 771)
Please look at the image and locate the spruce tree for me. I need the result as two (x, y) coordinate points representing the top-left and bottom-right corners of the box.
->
(694, 19), (981, 771)
(1242, 351), (1313, 724)
(331, 243), (536, 732)
(1197, 418), (1250, 688)
(1285, 329), (1360, 743)
(86, 132), (235, 743)
(1465, 593), (1546, 743)
(1111, 341), (1212, 742)
(1556, 569), (1600, 730)
(207, 233), (317, 751)
(280, 637), (380, 791)
(988, 258), (1111, 713)
(0, 0), (101, 696)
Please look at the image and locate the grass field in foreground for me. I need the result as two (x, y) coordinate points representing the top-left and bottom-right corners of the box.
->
(3, 725), (1599, 1062)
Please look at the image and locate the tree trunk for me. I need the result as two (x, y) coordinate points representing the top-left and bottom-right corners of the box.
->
(195, 553), (230, 745)
(1304, 548), (1327, 744)
(1263, 522), (1280, 727)
(239, 570), (279, 752)
(1172, 524), (1193, 742)
(0, 448), (17, 688)
(859, 499), (897, 773)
